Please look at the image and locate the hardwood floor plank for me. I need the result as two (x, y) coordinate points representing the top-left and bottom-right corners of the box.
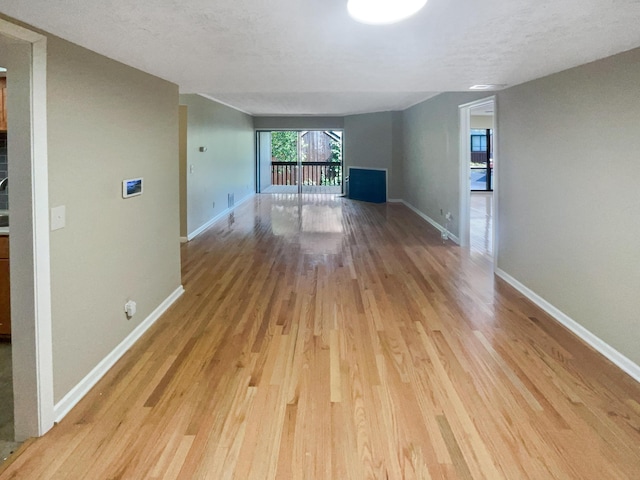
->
(436, 414), (473, 480)
(1, 194), (639, 479)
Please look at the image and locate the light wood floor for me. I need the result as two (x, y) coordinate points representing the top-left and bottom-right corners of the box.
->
(470, 192), (493, 257)
(2, 194), (639, 479)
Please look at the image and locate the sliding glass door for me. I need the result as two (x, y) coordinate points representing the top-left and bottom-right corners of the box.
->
(470, 128), (493, 191)
(256, 130), (343, 194)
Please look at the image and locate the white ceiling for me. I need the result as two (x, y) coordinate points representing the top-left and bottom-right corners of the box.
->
(2, 0), (639, 116)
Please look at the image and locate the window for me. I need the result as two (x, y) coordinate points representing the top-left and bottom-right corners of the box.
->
(471, 134), (487, 152)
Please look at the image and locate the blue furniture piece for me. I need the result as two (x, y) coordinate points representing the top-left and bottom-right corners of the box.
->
(347, 168), (386, 203)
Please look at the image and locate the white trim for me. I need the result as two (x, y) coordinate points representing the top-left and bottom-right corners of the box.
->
(347, 166), (389, 202)
(187, 213), (223, 242)
(495, 268), (640, 384)
(53, 285), (185, 421)
(195, 93), (253, 116)
(180, 236), (189, 244)
(0, 18), (44, 43)
(387, 198), (403, 203)
(400, 200), (460, 245)
(186, 192), (255, 242)
(31, 35), (55, 437)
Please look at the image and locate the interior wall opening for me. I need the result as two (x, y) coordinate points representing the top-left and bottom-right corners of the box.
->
(459, 97), (496, 260)
(469, 104), (494, 257)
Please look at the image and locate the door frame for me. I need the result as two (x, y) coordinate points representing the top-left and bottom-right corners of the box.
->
(458, 96), (497, 257)
(0, 19), (55, 440)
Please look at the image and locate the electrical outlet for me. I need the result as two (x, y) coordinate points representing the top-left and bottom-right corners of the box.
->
(50, 205), (66, 231)
(445, 212), (453, 221)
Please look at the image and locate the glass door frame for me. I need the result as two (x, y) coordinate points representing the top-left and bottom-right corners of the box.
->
(255, 129), (344, 195)
(470, 128), (493, 192)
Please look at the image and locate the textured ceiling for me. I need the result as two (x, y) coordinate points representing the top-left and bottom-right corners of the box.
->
(1, 0), (639, 115)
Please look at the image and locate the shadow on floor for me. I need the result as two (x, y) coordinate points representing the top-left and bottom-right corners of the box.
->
(0, 342), (19, 462)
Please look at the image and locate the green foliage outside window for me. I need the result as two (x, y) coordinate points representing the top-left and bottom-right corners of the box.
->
(271, 131), (298, 162)
(270, 131), (343, 186)
(330, 139), (342, 163)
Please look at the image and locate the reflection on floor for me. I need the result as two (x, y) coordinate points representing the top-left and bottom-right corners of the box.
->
(267, 194), (344, 254)
(261, 185), (342, 194)
(0, 342), (18, 462)
(470, 191), (493, 256)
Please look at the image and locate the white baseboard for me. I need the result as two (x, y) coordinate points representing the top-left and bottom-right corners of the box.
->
(399, 200), (461, 245)
(186, 192), (255, 242)
(179, 236), (188, 244)
(495, 268), (640, 384)
(53, 285), (185, 421)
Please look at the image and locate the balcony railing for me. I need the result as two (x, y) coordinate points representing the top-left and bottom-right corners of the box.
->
(271, 162), (342, 186)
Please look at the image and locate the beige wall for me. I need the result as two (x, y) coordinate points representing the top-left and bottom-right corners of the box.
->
(390, 112), (404, 199)
(471, 115), (493, 130)
(344, 111), (403, 199)
(179, 94), (254, 236)
(402, 92), (485, 236)
(47, 36), (182, 401)
(497, 47), (640, 365)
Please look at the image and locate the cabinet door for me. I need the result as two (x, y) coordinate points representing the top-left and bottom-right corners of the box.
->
(0, 258), (10, 336)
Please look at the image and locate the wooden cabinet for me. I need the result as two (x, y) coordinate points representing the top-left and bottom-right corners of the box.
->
(0, 236), (10, 338)
(0, 77), (6, 132)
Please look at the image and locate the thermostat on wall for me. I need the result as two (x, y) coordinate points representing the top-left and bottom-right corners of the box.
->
(122, 177), (143, 198)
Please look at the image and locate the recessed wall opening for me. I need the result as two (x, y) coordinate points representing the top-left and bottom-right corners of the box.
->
(256, 130), (343, 194)
(469, 104), (494, 256)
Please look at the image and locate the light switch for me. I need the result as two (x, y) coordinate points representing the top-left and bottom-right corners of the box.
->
(189, 164), (195, 174)
(51, 205), (66, 231)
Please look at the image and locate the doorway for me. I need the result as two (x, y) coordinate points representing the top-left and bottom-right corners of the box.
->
(0, 20), (55, 446)
(459, 97), (496, 259)
(256, 130), (343, 194)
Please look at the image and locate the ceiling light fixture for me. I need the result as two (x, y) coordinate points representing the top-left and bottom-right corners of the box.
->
(347, 0), (428, 25)
(469, 84), (506, 90)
